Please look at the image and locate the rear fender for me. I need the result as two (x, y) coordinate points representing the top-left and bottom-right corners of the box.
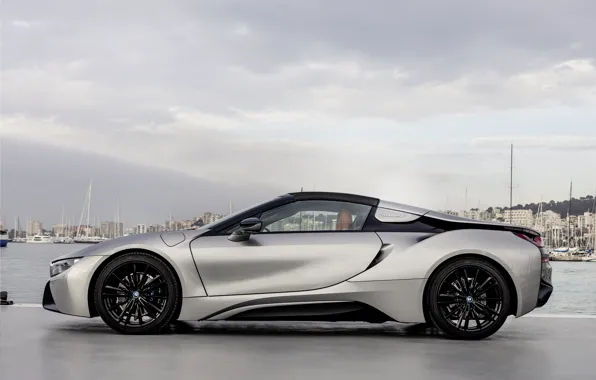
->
(349, 229), (542, 316)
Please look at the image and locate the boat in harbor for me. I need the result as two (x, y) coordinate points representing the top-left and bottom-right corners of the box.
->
(54, 237), (75, 244)
(0, 230), (8, 247)
(27, 234), (54, 244)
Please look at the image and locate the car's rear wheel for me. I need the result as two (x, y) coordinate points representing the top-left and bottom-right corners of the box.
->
(94, 252), (180, 334)
(426, 257), (511, 340)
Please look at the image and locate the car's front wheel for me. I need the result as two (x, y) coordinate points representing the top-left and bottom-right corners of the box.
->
(94, 252), (181, 334)
(426, 257), (512, 340)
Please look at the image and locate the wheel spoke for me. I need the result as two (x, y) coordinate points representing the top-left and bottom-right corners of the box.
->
(125, 263), (135, 288)
(140, 298), (161, 317)
(136, 303), (144, 325)
(438, 298), (457, 306)
(475, 282), (498, 297)
(107, 299), (129, 312)
(444, 282), (462, 294)
(458, 269), (469, 293)
(144, 295), (168, 300)
(471, 268), (480, 292)
(131, 263), (138, 288)
(108, 275), (130, 291)
(118, 300), (133, 323)
(143, 280), (166, 293)
(445, 304), (463, 319)
(138, 265), (149, 288)
(456, 308), (465, 328)
(472, 308), (482, 328)
(124, 302), (134, 326)
(104, 285), (126, 293)
(475, 302), (500, 319)
(473, 277), (493, 296)
(462, 307), (471, 331)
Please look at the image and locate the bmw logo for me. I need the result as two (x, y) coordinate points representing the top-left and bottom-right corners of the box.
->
(132, 291), (140, 298)
(466, 295), (473, 304)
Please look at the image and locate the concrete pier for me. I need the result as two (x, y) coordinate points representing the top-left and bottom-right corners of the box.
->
(1, 306), (596, 379)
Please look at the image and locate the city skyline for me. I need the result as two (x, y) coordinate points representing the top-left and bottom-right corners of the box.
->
(4, 187), (595, 231)
(1, 1), (595, 226)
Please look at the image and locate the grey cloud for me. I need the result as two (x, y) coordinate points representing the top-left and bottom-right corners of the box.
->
(3, 0), (595, 119)
(471, 136), (596, 150)
(0, 139), (279, 227)
(198, 0), (596, 76)
(2, 0), (595, 215)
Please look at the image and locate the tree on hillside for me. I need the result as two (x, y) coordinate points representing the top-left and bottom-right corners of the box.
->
(504, 195), (595, 217)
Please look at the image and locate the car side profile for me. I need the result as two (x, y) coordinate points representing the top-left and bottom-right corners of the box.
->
(43, 191), (553, 340)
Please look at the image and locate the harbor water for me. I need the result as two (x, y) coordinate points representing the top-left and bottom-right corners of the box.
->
(1, 242), (596, 316)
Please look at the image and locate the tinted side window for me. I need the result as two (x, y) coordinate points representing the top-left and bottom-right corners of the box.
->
(259, 200), (372, 232)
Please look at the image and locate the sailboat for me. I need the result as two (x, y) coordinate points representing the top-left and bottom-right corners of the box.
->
(554, 181), (573, 254)
(0, 229), (8, 247)
(583, 191), (596, 262)
(74, 179), (101, 244)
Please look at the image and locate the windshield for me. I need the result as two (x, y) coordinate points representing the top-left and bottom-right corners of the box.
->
(201, 198), (273, 230)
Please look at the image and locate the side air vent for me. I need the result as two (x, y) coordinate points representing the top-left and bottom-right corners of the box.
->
(367, 243), (394, 270)
(374, 208), (419, 223)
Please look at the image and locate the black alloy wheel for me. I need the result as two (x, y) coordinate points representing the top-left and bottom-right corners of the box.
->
(94, 252), (180, 334)
(427, 258), (511, 340)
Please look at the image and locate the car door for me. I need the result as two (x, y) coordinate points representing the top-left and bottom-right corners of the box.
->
(189, 200), (383, 296)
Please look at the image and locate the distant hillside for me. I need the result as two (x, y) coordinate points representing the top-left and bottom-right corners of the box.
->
(487, 195), (595, 218)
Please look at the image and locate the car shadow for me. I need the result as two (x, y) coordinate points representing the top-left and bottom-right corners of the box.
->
(168, 320), (446, 338)
(50, 320), (447, 339)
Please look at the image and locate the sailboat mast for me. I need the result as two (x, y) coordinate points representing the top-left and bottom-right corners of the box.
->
(116, 191), (121, 238)
(76, 181), (90, 238)
(87, 179), (93, 237)
(592, 190), (596, 251)
(539, 194), (544, 233)
(509, 144), (513, 224)
(61, 206), (65, 237)
(567, 181), (572, 248)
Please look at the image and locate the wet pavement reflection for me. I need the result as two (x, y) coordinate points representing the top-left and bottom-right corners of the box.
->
(1, 307), (595, 380)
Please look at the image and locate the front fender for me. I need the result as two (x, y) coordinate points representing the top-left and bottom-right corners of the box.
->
(52, 231), (209, 298)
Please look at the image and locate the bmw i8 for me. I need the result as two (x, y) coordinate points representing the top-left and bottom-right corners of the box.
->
(43, 191), (553, 340)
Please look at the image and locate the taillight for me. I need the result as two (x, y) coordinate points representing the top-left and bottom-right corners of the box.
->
(514, 232), (544, 248)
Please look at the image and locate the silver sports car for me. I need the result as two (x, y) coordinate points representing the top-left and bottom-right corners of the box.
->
(43, 191), (553, 340)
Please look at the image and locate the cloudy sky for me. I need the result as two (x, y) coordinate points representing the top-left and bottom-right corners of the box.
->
(1, 0), (595, 228)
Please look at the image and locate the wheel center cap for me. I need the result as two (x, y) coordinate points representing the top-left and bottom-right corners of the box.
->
(466, 295), (474, 304)
(132, 291), (140, 298)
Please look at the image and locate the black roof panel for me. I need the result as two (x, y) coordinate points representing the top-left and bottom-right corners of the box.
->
(287, 191), (380, 207)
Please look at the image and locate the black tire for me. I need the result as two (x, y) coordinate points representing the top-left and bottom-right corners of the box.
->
(93, 252), (181, 334)
(426, 257), (512, 340)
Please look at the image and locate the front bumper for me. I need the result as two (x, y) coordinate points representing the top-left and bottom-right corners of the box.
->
(42, 255), (108, 317)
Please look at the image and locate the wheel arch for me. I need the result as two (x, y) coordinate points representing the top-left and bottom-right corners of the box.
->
(87, 248), (184, 319)
(422, 253), (519, 323)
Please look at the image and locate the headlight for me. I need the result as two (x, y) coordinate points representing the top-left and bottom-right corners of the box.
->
(50, 258), (82, 277)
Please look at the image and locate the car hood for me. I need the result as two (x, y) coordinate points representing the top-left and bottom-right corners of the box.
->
(51, 227), (212, 262)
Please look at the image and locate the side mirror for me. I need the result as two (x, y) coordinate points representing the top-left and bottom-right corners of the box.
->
(228, 217), (263, 242)
(239, 217), (263, 232)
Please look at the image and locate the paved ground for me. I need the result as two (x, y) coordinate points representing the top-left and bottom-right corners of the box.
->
(1, 306), (595, 380)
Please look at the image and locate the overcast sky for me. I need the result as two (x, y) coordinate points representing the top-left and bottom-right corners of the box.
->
(1, 0), (596, 228)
